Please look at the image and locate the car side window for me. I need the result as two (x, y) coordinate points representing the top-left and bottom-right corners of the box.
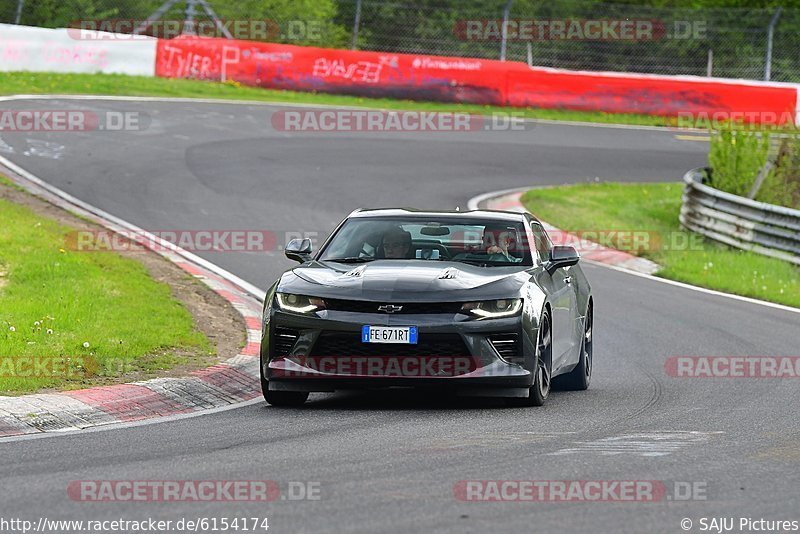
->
(528, 221), (552, 262)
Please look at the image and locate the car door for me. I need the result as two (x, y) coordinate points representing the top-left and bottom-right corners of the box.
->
(529, 221), (578, 371)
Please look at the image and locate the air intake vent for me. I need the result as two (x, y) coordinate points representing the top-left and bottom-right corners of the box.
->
(489, 333), (521, 363)
(346, 266), (365, 277)
(273, 328), (300, 357)
(311, 333), (470, 358)
(439, 268), (458, 279)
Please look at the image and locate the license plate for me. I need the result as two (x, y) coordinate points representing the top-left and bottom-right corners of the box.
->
(362, 326), (418, 344)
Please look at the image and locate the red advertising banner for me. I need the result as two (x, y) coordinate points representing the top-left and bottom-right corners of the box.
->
(155, 36), (799, 124)
(507, 67), (798, 123)
(156, 37), (510, 105)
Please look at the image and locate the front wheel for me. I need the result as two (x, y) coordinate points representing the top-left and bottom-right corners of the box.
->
(506, 310), (551, 407)
(264, 388), (308, 407)
(261, 358), (308, 406)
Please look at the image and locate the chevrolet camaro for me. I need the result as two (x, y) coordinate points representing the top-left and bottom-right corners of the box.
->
(260, 208), (593, 407)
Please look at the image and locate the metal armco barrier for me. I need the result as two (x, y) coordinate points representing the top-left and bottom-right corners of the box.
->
(680, 167), (800, 265)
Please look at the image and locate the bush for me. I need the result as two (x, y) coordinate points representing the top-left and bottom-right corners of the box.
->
(758, 137), (800, 209)
(709, 128), (800, 209)
(707, 128), (770, 198)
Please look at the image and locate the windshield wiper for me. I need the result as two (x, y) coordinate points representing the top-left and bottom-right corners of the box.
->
(323, 257), (375, 264)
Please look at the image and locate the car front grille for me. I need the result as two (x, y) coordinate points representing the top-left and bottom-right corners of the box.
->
(488, 333), (521, 362)
(310, 332), (470, 358)
(324, 299), (464, 315)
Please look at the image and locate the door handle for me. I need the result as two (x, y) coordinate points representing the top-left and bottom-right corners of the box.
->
(563, 276), (572, 284)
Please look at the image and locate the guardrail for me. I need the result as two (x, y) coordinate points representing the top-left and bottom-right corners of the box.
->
(680, 167), (800, 265)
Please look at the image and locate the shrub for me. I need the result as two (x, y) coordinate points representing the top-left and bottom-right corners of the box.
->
(756, 137), (800, 209)
(707, 128), (770, 198)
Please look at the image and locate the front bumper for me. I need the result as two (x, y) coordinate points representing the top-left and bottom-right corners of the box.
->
(262, 308), (533, 396)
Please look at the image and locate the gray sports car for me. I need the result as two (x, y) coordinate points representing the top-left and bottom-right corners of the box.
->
(260, 208), (593, 407)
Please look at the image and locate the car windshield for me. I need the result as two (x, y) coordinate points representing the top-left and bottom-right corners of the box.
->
(319, 216), (534, 266)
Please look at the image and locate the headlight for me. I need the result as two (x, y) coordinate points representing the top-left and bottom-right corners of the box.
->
(275, 293), (326, 315)
(461, 298), (522, 319)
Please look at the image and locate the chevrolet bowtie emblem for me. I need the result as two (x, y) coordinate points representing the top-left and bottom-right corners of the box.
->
(378, 304), (403, 313)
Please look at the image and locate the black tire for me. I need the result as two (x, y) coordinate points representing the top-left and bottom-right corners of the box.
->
(260, 357), (270, 402)
(554, 304), (592, 391)
(261, 357), (309, 406)
(264, 389), (309, 407)
(506, 310), (552, 407)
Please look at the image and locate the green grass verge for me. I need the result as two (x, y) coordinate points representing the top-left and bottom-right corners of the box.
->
(0, 71), (673, 127)
(521, 182), (800, 308)
(0, 188), (212, 394)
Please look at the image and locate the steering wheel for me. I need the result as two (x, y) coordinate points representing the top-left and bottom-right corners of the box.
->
(414, 243), (451, 260)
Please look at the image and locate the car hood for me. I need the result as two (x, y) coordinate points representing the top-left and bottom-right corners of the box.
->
(278, 260), (530, 302)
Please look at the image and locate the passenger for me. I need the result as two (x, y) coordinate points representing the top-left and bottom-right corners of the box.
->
(381, 227), (412, 259)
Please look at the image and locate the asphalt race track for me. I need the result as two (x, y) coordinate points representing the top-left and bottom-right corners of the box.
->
(1, 98), (798, 533)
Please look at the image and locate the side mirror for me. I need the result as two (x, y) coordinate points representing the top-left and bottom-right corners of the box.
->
(285, 238), (313, 263)
(547, 245), (579, 273)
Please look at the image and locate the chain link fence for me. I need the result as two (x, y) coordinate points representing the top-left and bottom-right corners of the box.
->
(3, 0), (799, 82)
(337, 0), (799, 82)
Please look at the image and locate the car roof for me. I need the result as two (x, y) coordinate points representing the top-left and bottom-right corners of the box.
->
(348, 208), (531, 223)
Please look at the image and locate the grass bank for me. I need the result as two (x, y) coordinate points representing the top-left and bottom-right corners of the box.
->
(521, 182), (799, 308)
(0, 175), (215, 394)
(0, 71), (671, 127)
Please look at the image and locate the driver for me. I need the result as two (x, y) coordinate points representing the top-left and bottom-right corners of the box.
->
(452, 225), (522, 263)
(381, 227), (412, 259)
(483, 225), (518, 261)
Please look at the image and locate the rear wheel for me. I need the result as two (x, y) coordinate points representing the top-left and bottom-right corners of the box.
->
(554, 304), (592, 391)
(506, 311), (551, 407)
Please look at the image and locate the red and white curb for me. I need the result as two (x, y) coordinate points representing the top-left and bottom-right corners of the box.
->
(469, 188), (660, 275)
(0, 156), (266, 437)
